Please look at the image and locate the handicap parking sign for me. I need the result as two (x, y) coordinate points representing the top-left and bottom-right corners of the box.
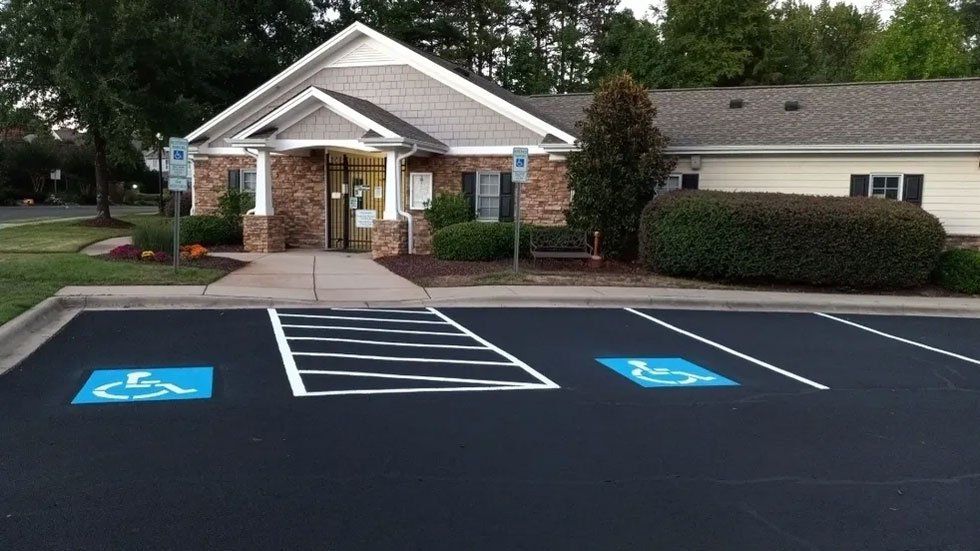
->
(596, 358), (738, 388)
(72, 367), (213, 404)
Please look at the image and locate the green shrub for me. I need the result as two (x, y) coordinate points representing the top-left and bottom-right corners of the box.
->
(132, 221), (173, 252)
(639, 191), (946, 288)
(218, 189), (255, 229)
(432, 221), (531, 261)
(934, 249), (980, 294)
(425, 193), (474, 231)
(180, 215), (241, 246)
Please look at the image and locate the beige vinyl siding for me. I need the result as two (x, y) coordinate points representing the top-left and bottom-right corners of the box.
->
(672, 153), (980, 235)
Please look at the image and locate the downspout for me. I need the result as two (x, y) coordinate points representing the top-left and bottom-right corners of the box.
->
(395, 144), (418, 253)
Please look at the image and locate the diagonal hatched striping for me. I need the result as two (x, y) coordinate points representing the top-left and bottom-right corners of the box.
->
(268, 307), (558, 397)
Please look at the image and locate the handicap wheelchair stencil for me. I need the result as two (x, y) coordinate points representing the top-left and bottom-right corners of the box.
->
(72, 367), (214, 404)
(596, 358), (738, 388)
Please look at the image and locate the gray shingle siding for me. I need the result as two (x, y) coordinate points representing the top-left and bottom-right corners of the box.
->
(211, 65), (543, 148)
(524, 78), (980, 147)
(278, 107), (365, 140)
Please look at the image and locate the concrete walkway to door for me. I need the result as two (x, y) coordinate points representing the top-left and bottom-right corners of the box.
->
(204, 250), (428, 302)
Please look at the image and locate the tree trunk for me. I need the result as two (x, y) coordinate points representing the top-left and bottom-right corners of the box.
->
(93, 131), (111, 220)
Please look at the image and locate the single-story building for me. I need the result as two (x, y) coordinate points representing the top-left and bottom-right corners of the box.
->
(185, 22), (980, 256)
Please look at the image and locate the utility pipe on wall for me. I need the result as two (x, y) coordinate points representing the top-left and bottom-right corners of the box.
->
(395, 144), (419, 254)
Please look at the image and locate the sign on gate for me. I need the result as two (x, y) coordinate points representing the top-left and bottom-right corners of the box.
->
(596, 358), (738, 388)
(355, 209), (376, 228)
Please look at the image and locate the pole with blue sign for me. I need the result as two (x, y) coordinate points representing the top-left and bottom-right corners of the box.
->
(512, 147), (529, 273)
(168, 138), (189, 273)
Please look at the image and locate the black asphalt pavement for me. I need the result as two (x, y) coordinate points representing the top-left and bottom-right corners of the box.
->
(2, 307), (980, 550)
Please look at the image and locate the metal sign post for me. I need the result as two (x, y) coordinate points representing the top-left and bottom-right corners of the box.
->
(511, 147), (529, 273)
(168, 138), (190, 273)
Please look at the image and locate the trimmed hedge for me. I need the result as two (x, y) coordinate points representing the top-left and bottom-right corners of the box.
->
(180, 215), (242, 246)
(639, 191), (946, 288)
(934, 249), (980, 294)
(432, 221), (531, 261)
(425, 193), (474, 231)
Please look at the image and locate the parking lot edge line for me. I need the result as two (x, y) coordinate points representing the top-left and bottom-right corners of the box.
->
(278, 313), (450, 325)
(815, 312), (980, 366)
(299, 384), (552, 397)
(295, 369), (533, 386)
(426, 307), (561, 389)
(331, 307), (437, 315)
(291, 352), (517, 366)
(624, 308), (830, 390)
(279, 324), (468, 337)
(285, 336), (489, 350)
(267, 308), (308, 397)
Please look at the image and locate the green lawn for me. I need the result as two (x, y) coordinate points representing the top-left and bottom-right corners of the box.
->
(0, 253), (224, 325)
(0, 215), (161, 253)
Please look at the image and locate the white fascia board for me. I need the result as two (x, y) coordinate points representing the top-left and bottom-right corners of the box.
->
(269, 139), (379, 152)
(349, 24), (579, 145)
(185, 25), (363, 141)
(234, 87), (397, 141)
(667, 144), (980, 155)
(191, 146), (249, 157)
(446, 146), (552, 156)
(361, 137), (448, 154)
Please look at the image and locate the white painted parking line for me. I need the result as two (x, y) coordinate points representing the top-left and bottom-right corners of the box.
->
(269, 307), (558, 397)
(280, 324), (468, 337)
(625, 308), (830, 390)
(278, 313), (450, 325)
(286, 336), (489, 350)
(330, 307), (438, 315)
(816, 312), (980, 367)
(292, 352), (516, 366)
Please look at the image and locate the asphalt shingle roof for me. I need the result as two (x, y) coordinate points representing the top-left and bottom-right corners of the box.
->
(524, 78), (980, 147)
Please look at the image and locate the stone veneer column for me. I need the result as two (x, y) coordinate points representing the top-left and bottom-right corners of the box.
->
(243, 215), (286, 253)
(372, 219), (407, 259)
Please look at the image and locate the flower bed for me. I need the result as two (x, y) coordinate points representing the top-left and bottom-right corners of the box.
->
(109, 243), (210, 263)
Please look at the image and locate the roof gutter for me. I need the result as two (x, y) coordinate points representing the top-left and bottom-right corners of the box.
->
(360, 136), (447, 154)
(667, 144), (980, 155)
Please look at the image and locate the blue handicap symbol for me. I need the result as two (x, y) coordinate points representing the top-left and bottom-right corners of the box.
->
(515, 158), (525, 168)
(596, 358), (738, 388)
(172, 150), (185, 161)
(72, 367), (213, 404)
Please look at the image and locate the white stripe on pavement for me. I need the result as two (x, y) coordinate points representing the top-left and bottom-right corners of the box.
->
(625, 308), (829, 390)
(815, 312), (980, 367)
(268, 309), (308, 396)
(291, 352), (516, 366)
(286, 336), (489, 350)
(278, 313), (449, 325)
(300, 384), (552, 397)
(330, 308), (436, 315)
(280, 324), (467, 337)
(295, 369), (533, 386)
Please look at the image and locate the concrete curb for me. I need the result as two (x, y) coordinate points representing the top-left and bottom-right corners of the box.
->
(3, 289), (980, 376)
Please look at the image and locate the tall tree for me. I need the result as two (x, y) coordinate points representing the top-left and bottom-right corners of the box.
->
(810, 0), (881, 82)
(857, 0), (972, 80)
(755, 1), (817, 84)
(590, 10), (663, 87)
(961, 0), (980, 72)
(566, 72), (674, 259)
(658, 0), (774, 87)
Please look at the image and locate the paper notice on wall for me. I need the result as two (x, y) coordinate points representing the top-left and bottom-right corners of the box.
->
(355, 209), (376, 228)
(374, 186), (383, 199)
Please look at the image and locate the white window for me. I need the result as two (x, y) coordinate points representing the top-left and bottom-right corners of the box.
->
(870, 174), (902, 200)
(662, 174), (682, 192)
(476, 171), (501, 221)
(241, 169), (257, 194)
(409, 172), (433, 210)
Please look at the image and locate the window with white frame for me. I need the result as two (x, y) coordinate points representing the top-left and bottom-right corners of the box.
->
(476, 171), (501, 220)
(662, 174), (682, 192)
(870, 174), (901, 200)
(409, 172), (433, 210)
(241, 169), (257, 194)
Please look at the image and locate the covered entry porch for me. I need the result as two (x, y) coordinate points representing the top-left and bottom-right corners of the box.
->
(223, 86), (448, 254)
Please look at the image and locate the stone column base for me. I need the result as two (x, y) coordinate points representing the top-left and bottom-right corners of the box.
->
(243, 215), (285, 253)
(372, 219), (407, 259)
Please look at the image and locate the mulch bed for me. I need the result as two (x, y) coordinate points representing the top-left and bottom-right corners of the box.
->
(77, 217), (134, 228)
(99, 254), (248, 272)
(206, 244), (246, 253)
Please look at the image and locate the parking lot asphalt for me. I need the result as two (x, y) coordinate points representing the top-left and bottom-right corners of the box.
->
(2, 307), (980, 550)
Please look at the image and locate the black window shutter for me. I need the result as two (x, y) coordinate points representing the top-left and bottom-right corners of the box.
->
(902, 174), (924, 206)
(228, 169), (241, 192)
(849, 174), (869, 197)
(461, 172), (476, 215)
(499, 172), (514, 222)
(681, 173), (699, 190)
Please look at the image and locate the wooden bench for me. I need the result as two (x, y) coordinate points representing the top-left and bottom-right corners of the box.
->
(529, 228), (593, 261)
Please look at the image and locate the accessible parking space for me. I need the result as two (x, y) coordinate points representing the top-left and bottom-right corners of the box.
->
(636, 308), (980, 391)
(4, 306), (980, 550)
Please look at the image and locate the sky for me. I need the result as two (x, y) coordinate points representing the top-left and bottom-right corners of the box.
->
(620, 0), (895, 21)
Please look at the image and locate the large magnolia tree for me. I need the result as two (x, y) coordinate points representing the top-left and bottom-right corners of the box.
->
(565, 72), (674, 259)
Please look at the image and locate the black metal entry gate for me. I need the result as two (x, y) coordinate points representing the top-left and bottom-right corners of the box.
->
(326, 154), (386, 251)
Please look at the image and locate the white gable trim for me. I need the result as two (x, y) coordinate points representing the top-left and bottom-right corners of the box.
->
(328, 39), (399, 68)
(232, 87), (397, 141)
(186, 22), (576, 145)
